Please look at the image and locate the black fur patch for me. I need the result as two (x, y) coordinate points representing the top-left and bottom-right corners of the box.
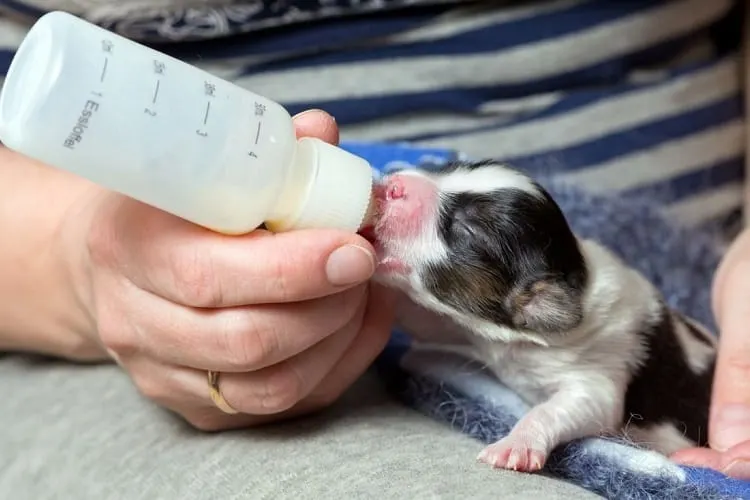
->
(421, 168), (588, 334)
(624, 305), (714, 446)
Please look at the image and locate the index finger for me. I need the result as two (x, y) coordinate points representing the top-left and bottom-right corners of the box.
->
(292, 109), (339, 144)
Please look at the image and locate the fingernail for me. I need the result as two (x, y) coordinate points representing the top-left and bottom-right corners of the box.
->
(722, 459), (750, 479)
(326, 245), (375, 286)
(292, 108), (324, 119)
(712, 404), (750, 451)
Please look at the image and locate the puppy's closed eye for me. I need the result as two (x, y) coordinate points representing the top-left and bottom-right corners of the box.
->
(445, 196), (507, 250)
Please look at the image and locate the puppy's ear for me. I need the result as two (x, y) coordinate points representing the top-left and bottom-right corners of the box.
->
(507, 279), (583, 333)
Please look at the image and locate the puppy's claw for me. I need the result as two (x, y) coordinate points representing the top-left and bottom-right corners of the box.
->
(478, 438), (547, 473)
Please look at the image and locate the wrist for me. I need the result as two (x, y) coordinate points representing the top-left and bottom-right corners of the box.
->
(0, 146), (107, 361)
(55, 179), (110, 361)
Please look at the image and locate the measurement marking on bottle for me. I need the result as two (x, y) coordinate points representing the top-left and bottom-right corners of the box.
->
(254, 123), (261, 145)
(152, 80), (161, 104)
(203, 102), (211, 125)
(100, 58), (109, 83)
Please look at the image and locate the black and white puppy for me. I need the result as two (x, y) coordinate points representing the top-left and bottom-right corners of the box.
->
(360, 160), (717, 473)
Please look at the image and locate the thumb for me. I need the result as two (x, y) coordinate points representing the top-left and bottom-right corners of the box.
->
(710, 231), (750, 451)
(114, 199), (377, 307)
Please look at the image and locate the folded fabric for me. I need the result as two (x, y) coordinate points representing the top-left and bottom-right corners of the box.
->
(339, 139), (750, 500)
(0, 0), (463, 42)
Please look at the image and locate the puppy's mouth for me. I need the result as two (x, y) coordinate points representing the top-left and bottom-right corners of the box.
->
(358, 178), (412, 273)
(358, 224), (378, 245)
(357, 181), (387, 247)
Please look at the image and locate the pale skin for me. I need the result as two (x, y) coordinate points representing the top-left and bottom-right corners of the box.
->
(0, 109), (396, 431)
(672, 228), (750, 478)
(1, 108), (749, 476)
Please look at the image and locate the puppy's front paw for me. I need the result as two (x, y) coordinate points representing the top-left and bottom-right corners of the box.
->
(477, 436), (547, 472)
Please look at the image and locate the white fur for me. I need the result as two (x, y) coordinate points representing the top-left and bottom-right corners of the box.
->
(375, 164), (715, 471)
(432, 163), (541, 197)
(623, 421), (699, 456)
(470, 240), (658, 468)
(389, 237), (706, 471)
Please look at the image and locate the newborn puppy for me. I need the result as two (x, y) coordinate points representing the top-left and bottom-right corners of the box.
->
(361, 161), (717, 472)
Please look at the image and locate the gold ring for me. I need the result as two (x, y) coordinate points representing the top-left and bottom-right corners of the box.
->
(207, 370), (238, 414)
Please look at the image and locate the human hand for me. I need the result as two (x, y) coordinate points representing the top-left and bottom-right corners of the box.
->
(671, 228), (750, 477)
(64, 109), (396, 431)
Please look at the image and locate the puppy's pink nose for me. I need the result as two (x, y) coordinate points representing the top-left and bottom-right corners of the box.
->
(387, 180), (406, 200)
(375, 172), (439, 240)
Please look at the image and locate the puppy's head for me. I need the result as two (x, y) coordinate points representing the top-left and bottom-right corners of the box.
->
(361, 161), (588, 343)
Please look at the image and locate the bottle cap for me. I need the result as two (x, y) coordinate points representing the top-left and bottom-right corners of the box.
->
(275, 137), (374, 232)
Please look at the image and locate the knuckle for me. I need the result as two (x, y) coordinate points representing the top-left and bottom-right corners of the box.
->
(132, 372), (171, 404)
(221, 314), (279, 371)
(97, 316), (139, 357)
(258, 366), (305, 413)
(260, 239), (324, 301)
(170, 251), (223, 308)
(265, 253), (294, 301)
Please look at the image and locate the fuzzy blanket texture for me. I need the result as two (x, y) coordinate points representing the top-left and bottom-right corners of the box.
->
(339, 140), (750, 500)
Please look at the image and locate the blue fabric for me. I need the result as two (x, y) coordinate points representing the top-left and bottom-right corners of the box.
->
(341, 140), (750, 500)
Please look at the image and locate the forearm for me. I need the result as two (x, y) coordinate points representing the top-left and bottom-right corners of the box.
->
(0, 145), (105, 360)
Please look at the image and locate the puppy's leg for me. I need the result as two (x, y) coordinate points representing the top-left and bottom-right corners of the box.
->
(478, 381), (623, 472)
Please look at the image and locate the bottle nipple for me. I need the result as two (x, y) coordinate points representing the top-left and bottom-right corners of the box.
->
(361, 194), (379, 229)
(267, 137), (375, 233)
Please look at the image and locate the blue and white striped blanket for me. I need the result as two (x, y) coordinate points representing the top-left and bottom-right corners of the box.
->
(0, 1), (745, 239)
(2, 0), (750, 498)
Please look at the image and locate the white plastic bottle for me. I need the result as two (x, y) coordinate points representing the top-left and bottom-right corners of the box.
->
(0, 11), (374, 234)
